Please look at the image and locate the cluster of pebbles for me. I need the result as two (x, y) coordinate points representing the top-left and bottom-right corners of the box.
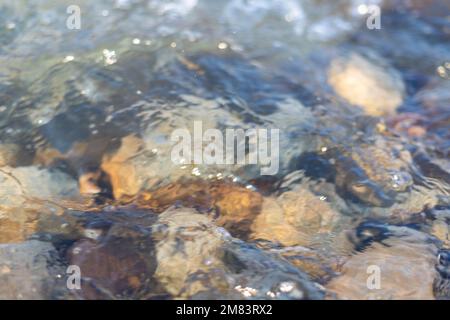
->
(0, 0), (449, 300)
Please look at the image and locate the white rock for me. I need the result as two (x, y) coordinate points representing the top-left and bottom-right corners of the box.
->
(328, 53), (405, 116)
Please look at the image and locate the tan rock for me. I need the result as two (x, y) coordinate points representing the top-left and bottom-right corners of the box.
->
(349, 139), (412, 192)
(279, 189), (338, 233)
(0, 167), (25, 207)
(0, 207), (38, 243)
(328, 53), (405, 116)
(251, 197), (308, 246)
(0, 219), (23, 243)
(385, 185), (439, 219)
(153, 208), (225, 297)
(326, 239), (437, 299)
(0, 166), (80, 243)
(251, 188), (339, 246)
(153, 207), (323, 299)
(432, 220), (449, 248)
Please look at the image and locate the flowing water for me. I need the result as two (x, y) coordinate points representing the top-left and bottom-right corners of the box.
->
(0, 0), (449, 299)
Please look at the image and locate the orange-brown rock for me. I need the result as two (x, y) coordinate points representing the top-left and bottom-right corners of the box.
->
(138, 179), (263, 238)
(211, 183), (263, 238)
(34, 138), (121, 198)
(349, 141), (412, 192)
(101, 135), (144, 200)
(78, 171), (102, 195)
(137, 179), (214, 212)
(178, 56), (205, 75)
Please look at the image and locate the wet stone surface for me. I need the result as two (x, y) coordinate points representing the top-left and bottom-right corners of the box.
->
(0, 240), (67, 299)
(0, 0), (450, 300)
(33, 207), (324, 299)
(327, 222), (439, 299)
(434, 249), (450, 300)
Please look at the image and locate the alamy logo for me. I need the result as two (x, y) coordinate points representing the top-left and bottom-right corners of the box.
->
(170, 121), (280, 175)
(366, 265), (381, 290)
(358, 4), (381, 30)
(66, 5), (81, 30)
(66, 265), (81, 290)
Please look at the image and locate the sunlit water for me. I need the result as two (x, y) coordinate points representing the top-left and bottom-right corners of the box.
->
(0, 0), (449, 299)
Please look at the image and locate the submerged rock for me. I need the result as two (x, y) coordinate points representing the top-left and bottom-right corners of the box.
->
(152, 208), (225, 298)
(327, 223), (438, 299)
(384, 0), (450, 18)
(0, 143), (21, 167)
(328, 53), (405, 117)
(414, 80), (450, 158)
(0, 166), (80, 243)
(268, 245), (339, 284)
(153, 207), (323, 299)
(68, 226), (158, 300)
(251, 187), (340, 247)
(0, 166), (80, 203)
(0, 240), (66, 299)
(290, 114), (415, 208)
(56, 206), (324, 299)
(101, 135), (145, 200)
(251, 197), (306, 246)
(0, 206), (38, 243)
(212, 183), (263, 238)
(332, 138), (413, 207)
(434, 249), (450, 300)
(431, 220), (449, 248)
(0, 0), (448, 302)
(136, 179), (263, 239)
(0, 166), (82, 211)
(78, 171), (102, 195)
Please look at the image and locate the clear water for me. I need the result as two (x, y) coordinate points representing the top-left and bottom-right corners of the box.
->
(0, 0), (449, 299)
